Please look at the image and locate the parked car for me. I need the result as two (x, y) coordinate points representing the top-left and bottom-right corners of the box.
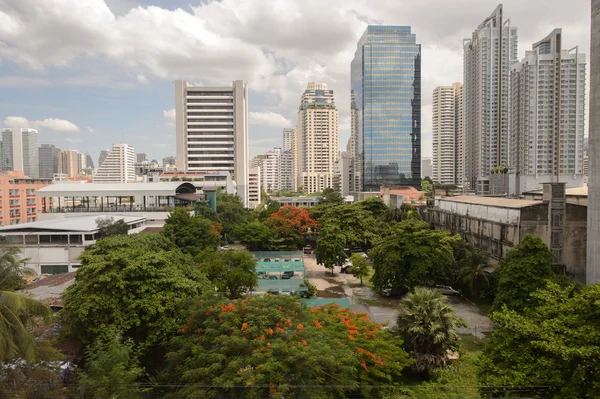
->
(268, 275), (278, 280)
(263, 258), (271, 262)
(282, 271), (294, 279)
(382, 288), (407, 297)
(303, 246), (312, 254)
(435, 285), (461, 296)
(340, 265), (353, 274)
(267, 289), (280, 295)
(257, 272), (266, 279)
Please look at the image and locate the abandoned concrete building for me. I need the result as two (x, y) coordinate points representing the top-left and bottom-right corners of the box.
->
(423, 183), (587, 282)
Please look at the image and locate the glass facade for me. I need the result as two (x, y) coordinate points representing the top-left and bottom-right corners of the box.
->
(352, 26), (421, 190)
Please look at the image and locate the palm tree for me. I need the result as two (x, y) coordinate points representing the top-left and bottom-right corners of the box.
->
(394, 287), (465, 372)
(0, 290), (53, 363)
(0, 245), (35, 291)
(460, 251), (492, 297)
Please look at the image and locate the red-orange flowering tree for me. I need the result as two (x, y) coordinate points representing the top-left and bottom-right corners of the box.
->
(264, 206), (319, 249)
(163, 295), (411, 399)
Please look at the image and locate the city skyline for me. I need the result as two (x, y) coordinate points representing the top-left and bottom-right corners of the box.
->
(0, 0), (591, 162)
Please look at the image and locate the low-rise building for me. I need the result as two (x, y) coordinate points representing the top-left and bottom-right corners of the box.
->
(0, 171), (51, 226)
(379, 186), (423, 207)
(0, 215), (147, 274)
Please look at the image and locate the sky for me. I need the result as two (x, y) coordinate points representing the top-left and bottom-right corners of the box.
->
(0, 0), (592, 165)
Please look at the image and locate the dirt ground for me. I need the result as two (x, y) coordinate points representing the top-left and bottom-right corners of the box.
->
(303, 253), (492, 336)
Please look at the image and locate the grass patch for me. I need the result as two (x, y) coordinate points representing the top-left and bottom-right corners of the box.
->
(359, 297), (397, 308)
(458, 334), (488, 354)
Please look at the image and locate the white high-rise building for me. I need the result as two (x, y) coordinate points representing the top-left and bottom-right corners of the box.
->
(248, 168), (261, 209)
(174, 80), (249, 207)
(463, 5), (518, 193)
(432, 83), (464, 185)
(509, 29), (586, 194)
(259, 148), (294, 193)
(1, 128), (39, 178)
(348, 90), (361, 192)
(98, 149), (110, 168)
(93, 143), (135, 183)
(296, 82), (339, 194)
(283, 128), (298, 190)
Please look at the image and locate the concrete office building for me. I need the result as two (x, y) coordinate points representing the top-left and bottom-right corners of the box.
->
(352, 26), (421, 190)
(296, 82), (339, 194)
(432, 83), (464, 185)
(58, 149), (81, 178)
(347, 90), (362, 192)
(588, 0), (600, 285)
(174, 80), (249, 207)
(137, 153), (147, 163)
(93, 143), (135, 183)
(39, 144), (61, 179)
(1, 128), (39, 178)
(283, 128), (298, 190)
(0, 171), (50, 226)
(98, 149), (110, 168)
(260, 147), (294, 193)
(248, 168), (261, 209)
(162, 156), (175, 167)
(464, 5), (518, 193)
(509, 29), (586, 195)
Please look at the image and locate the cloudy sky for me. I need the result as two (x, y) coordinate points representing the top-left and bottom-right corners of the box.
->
(0, 0), (591, 164)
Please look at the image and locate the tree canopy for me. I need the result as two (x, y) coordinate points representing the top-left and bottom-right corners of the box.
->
(216, 191), (249, 239)
(162, 295), (411, 398)
(479, 282), (599, 399)
(162, 208), (221, 256)
(370, 219), (456, 293)
(0, 245), (33, 291)
(62, 234), (212, 349)
(265, 206), (319, 249)
(95, 216), (129, 239)
(315, 225), (347, 274)
(234, 220), (281, 251)
(492, 235), (555, 312)
(195, 250), (258, 298)
(349, 253), (370, 286)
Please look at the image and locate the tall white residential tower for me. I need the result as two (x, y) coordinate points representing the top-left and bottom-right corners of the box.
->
(93, 143), (135, 183)
(1, 128), (39, 178)
(432, 83), (464, 185)
(174, 80), (249, 207)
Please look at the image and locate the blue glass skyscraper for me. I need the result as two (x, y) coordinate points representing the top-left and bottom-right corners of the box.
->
(351, 26), (421, 190)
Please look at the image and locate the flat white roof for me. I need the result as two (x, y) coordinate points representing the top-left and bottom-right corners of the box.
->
(440, 196), (543, 209)
(0, 215), (146, 233)
(36, 182), (196, 197)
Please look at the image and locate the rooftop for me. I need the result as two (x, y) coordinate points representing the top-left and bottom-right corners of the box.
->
(36, 182), (196, 197)
(439, 196), (543, 209)
(0, 215), (146, 233)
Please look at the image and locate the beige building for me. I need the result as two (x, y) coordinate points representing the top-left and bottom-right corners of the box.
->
(58, 149), (81, 178)
(296, 82), (339, 194)
(432, 83), (463, 185)
(283, 128), (298, 190)
(93, 143), (135, 183)
(174, 80), (249, 207)
(248, 167), (261, 209)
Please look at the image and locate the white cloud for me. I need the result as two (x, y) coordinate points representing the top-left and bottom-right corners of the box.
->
(163, 109), (175, 120)
(65, 137), (83, 143)
(35, 118), (80, 132)
(249, 112), (291, 129)
(3, 116), (30, 128)
(2, 116), (80, 132)
(136, 73), (148, 84)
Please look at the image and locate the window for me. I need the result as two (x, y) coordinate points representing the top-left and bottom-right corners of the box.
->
(40, 265), (69, 274)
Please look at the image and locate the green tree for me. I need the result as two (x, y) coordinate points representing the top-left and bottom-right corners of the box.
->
(394, 287), (465, 373)
(255, 199), (280, 222)
(215, 191), (248, 239)
(317, 203), (378, 251)
(234, 220), (280, 251)
(0, 245), (34, 291)
(460, 261), (492, 298)
(162, 208), (221, 256)
(195, 250), (258, 298)
(479, 282), (598, 399)
(349, 253), (370, 286)
(62, 234), (212, 350)
(79, 331), (144, 399)
(370, 219), (455, 293)
(355, 197), (388, 221)
(162, 295), (411, 399)
(421, 180), (433, 199)
(0, 291), (52, 363)
(310, 187), (345, 220)
(492, 235), (555, 312)
(96, 216), (129, 239)
(315, 225), (347, 274)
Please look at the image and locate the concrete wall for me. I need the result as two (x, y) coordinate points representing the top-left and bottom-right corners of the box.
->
(38, 212), (170, 227)
(565, 203), (587, 282)
(509, 173), (584, 196)
(436, 200), (523, 224)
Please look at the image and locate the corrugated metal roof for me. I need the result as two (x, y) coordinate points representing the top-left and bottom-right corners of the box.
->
(0, 215), (146, 233)
(440, 196), (543, 209)
(35, 182), (196, 197)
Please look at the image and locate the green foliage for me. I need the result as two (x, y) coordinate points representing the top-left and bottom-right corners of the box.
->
(0, 291), (52, 363)
(479, 282), (599, 399)
(349, 253), (370, 285)
(162, 295), (411, 398)
(255, 199), (280, 222)
(315, 225), (347, 274)
(356, 197), (388, 220)
(162, 208), (221, 256)
(234, 220), (281, 251)
(0, 245), (34, 291)
(79, 331), (144, 399)
(62, 234), (212, 349)
(309, 188), (344, 220)
(216, 191), (249, 238)
(492, 235), (555, 312)
(302, 278), (317, 298)
(95, 216), (129, 239)
(370, 220), (455, 293)
(195, 250), (258, 298)
(421, 180), (433, 199)
(0, 341), (72, 399)
(394, 287), (466, 373)
(318, 203), (378, 250)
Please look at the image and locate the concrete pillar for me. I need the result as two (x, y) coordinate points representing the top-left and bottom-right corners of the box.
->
(543, 183), (566, 265)
(588, 0), (600, 285)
